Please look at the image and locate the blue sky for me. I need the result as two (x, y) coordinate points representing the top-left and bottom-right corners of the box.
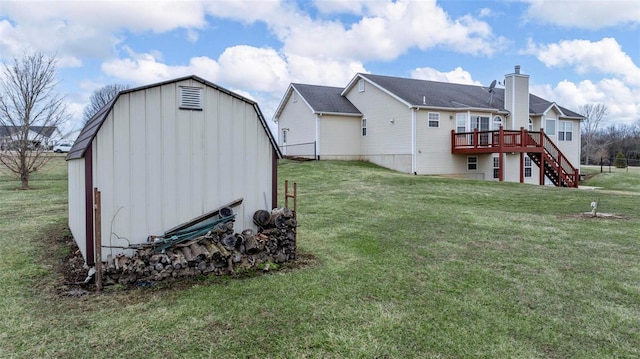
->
(1, 0), (638, 138)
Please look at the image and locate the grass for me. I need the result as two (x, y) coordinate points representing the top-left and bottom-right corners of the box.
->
(1, 157), (639, 358)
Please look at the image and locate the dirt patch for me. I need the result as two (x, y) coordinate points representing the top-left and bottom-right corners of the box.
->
(559, 212), (630, 220)
(38, 223), (318, 298)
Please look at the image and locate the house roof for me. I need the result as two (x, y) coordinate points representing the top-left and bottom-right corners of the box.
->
(273, 83), (361, 121)
(0, 125), (57, 138)
(67, 75), (282, 160)
(294, 83), (361, 116)
(347, 73), (583, 118)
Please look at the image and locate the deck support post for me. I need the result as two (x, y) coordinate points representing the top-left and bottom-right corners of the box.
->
(520, 152), (524, 183)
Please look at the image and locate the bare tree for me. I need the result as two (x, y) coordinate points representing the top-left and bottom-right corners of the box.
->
(0, 52), (70, 189)
(82, 83), (129, 124)
(580, 103), (608, 165)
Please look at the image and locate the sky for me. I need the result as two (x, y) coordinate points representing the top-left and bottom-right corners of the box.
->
(1, 0), (639, 139)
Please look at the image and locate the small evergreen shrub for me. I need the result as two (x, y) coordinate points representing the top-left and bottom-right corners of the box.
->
(614, 151), (627, 168)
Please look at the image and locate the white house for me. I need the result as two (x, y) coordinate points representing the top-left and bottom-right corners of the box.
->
(0, 125), (59, 150)
(275, 66), (583, 187)
(67, 75), (281, 265)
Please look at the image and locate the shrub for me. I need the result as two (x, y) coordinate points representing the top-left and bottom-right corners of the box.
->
(614, 151), (627, 168)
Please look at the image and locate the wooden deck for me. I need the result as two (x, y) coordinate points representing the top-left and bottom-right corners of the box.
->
(451, 127), (579, 187)
(451, 127), (543, 154)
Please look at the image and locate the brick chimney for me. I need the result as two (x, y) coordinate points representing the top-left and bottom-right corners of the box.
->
(504, 65), (530, 130)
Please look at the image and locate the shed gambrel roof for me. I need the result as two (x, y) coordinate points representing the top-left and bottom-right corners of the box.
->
(273, 83), (361, 120)
(347, 73), (583, 119)
(67, 75), (282, 160)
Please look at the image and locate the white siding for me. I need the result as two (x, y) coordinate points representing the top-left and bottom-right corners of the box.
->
(88, 79), (274, 261)
(505, 73), (530, 130)
(277, 90), (317, 158)
(318, 115), (361, 160)
(67, 159), (87, 260)
(415, 109), (461, 175)
(344, 82), (412, 172)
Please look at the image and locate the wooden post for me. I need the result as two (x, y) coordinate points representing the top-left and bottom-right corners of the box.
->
(539, 128), (545, 186)
(519, 152), (524, 184)
(93, 188), (103, 291)
(284, 180), (298, 247)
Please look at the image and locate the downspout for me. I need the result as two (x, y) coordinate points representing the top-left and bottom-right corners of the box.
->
(315, 113), (320, 160)
(411, 108), (417, 175)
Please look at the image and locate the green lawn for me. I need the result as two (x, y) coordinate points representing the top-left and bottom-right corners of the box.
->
(1, 157), (639, 358)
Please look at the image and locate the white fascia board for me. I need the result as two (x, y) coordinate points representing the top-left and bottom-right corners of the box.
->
(316, 112), (362, 117)
(412, 105), (502, 112)
(272, 84), (295, 121)
(542, 102), (566, 117)
(340, 73), (365, 96)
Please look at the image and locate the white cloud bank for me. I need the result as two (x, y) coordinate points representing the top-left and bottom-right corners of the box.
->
(524, 0), (640, 29)
(1, 0), (637, 126)
(526, 37), (640, 124)
(411, 66), (482, 85)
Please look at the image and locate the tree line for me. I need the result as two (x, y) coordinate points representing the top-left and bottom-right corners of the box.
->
(580, 103), (640, 166)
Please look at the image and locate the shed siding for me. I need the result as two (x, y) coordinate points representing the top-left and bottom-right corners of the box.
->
(68, 159), (87, 260)
(318, 115), (361, 160)
(344, 81), (412, 172)
(87, 79), (273, 261)
(277, 91), (316, 157)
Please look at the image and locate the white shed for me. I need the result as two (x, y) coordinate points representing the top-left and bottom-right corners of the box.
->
(67, 75), (281, 265)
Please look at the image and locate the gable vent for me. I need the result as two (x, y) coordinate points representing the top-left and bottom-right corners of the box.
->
(180, 86), (203, 110)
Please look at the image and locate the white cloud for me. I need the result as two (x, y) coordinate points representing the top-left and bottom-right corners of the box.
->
(286, 54), (366, 86)
(217, 46), (289, 92)
(410, 66), (482, 85)
(279, 0), (505, 60)
(524, 0), (640, 29)
(203, 0), (282, 24)
(478, 8), (493, 18)
(526, 38), (640, 86)
(101, 49), (220, 85)
(531, 78), (640, 125)
(314, 0), (368, 15)
(0, 0), (206, 60)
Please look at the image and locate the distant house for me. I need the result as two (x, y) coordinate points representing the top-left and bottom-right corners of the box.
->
(0, 125), (59, 150)
(66, 75), (281, 265)
(275, 66), (583, 187)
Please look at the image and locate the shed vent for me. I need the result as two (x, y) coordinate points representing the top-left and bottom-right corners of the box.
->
(180, 86), (203, 110)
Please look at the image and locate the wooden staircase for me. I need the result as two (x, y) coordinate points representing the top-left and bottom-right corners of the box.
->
(451, 127), (579, 188)
(526, 131), (578, 187)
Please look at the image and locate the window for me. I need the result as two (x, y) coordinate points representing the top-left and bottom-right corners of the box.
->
(493, 156), (500, 179)
(282, 129), (287, 144)
(428, 112), (440, 128)
(361, 118), (367, 136)
(467, 156), (478, 171)
(492, 116), (503, 130)
(528, 118), (533, 131)
(545, 118), (556, 136)
(558, 121), (573, 141)
(358, 79), (365, 92)
(456, 113), (467, 133)
(292, 92), (297, 103)
(179, 86), (203, 110)
(524, 156), (532, 177)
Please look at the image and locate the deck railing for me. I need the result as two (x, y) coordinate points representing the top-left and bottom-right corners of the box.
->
(451, 127), (541, 152)
(451, 127), (578, 187)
